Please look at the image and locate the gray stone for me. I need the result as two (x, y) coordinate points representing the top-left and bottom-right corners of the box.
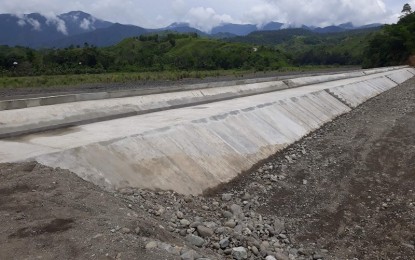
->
(224, 220), (237, 228)
(203, 221), (218, 229)
(186, 234), (205, 247)
(176, 211), (184, 219)
(251, 246), (259, 255)
(275, 252), (289, 260)
(232, 247), (248, 260)
(261, 241), (270, 249)
(230, 204), (243, 216)
(212, 242), (220, 250)
(242, 193), (252, 200)
(184, 196), (193, 203)
(224, 249), (233, 255)
(222, 211), (233, 219)
(197, 225), (214, 238)
(265, 256), (277, 260)
(159, 243), (181, 255)
(134, 227), (141, 235)
(219, 238), (230, 249)
(194, 216), (204, 223)
(222, 193), (233, 201)
(190, 222), (203, 228)
(278, 234), (287, 240)
(155, 207), (165, 216)
(145, 241), (158, 249)
(180, 219), (191, 227)
(234, 224), (243, 234)
(121, 227), (131, 234)
(181, 249), (198, 260)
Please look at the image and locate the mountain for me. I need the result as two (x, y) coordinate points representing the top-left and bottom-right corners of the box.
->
(261, 22), (284, 31)
(228, 27), (381, 46)
(158, 23), (206, 35)
(311, 23), (383, 33)
(49, 23), (147, 48)
(313, 25), (348, 33)
(228, 28), (315, 45)
(0, 10), (385, 48)
(211, 23), (257, 36)
(58, 11), (112, 35)
(0, 11), (113, 47)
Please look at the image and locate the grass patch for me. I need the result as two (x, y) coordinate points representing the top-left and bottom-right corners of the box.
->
(0, 66), (346, 89)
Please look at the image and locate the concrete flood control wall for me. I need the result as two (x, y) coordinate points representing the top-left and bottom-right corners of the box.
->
(0, 66), (405, 112)
(0, 66), (410, 139)
(0, 67), (414, 195)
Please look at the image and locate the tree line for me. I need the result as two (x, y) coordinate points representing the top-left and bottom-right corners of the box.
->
(0, 33), (288, 77)
(363, 4), (415, 68)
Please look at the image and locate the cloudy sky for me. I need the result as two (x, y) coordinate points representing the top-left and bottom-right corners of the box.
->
(1, 0), (414, 31)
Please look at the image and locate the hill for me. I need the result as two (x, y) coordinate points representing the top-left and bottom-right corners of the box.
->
(227, 27), (381, 66)
(363, 11), (415, 68)
(0, 33), (290, 76)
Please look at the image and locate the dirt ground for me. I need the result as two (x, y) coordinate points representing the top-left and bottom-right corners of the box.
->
(1, 77), (414, 260)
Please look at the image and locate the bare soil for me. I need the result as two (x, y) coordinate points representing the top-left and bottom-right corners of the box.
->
(1, 77), (414, 260)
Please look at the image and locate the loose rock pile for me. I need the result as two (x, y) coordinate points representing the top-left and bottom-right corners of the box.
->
(118, 177), (322, 260)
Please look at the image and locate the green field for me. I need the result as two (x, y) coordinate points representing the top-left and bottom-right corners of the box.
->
(0, 65), (343, 89)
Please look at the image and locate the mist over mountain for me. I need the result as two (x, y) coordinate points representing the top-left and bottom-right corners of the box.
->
(0, 11), (383, 48)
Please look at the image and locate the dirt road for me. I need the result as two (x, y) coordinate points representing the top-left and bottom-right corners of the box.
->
(1, 77), (414, 260)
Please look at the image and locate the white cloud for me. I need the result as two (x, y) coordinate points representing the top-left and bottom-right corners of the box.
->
(80, 18), (94, 30)
(17, 19), (26, 27)
(1, 0), (408, 29)
(243, 3), (281, 28)
(242, 0), (392, 27)
(44, 14), (68, 35)
(14, 14), (42, 31)
(184, 7), (235, 32)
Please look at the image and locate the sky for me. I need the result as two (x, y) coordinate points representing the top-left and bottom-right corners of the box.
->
(1, 0), (414, 32)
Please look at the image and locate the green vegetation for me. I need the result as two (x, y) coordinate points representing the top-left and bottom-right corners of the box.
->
(0, 70), (244, 89)
(0, 33), (289, 79)
(363, 7), (415, 68)
(229, 28), (380, 66)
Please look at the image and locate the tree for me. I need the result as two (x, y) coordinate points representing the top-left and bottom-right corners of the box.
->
(402, 3), (412, 17)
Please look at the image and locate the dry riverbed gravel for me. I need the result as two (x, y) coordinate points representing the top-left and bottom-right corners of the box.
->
(1, 77), (415, 260)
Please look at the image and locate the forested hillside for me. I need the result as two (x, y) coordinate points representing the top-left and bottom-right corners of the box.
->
(363, 6), (415, 68)
(229, 28), (380, 66)
(0, 33), (289, 77)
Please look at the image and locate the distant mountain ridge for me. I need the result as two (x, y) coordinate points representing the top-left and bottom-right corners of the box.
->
(0, 11), (113, 47)
(0, 11), (383, 48)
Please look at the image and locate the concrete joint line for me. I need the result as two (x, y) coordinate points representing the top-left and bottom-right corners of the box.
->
(324, 89), (353, 109)
(385, 76), (399, 85)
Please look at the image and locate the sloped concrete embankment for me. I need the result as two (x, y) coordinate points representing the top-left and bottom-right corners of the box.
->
(0, 67), (414, 195)
(0, 67), (407, 138)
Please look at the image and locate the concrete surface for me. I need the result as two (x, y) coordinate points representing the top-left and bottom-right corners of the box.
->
(0, 67), (410, 139)
(0, 66), (405, 112)
(0, 66), (414, 194)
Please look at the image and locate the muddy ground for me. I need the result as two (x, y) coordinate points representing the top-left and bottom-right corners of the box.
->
(0, 77), (414, 260)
